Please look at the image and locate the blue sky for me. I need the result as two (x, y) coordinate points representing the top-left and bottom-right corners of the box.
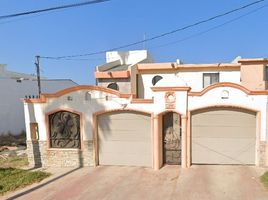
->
(0, 0), (267, 84)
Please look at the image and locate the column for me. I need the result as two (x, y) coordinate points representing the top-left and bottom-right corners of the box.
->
(153, 115), (160, 170)
(181, 116), (187, 168)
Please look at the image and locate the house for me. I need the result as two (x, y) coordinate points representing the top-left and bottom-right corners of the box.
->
(23, 51), (268, 169)
(0, 64), (77, 136)
(0, 64), (37, 80)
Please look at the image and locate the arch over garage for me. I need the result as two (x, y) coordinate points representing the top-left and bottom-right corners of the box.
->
(188, 82), (268, 96)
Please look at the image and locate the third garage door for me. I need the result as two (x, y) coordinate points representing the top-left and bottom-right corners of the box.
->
(97, 111), (152, 167)
(191, 108), (256, 165)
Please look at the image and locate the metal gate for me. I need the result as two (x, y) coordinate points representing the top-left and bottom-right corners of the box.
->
(163, 112), (181, 165)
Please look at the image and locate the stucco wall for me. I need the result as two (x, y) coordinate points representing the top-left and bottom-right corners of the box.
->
(24, 90), (155, 141)
(139, 71), (240, 99)
(24, 84), (268, 167)
(97, 78), (131, 94)
(24, 86), (267, 141)
(241, 63), (266, 90)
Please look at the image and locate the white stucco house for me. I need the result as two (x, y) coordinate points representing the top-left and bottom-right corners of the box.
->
(23, 50), (268, 169)
(0, 64), (77, 135)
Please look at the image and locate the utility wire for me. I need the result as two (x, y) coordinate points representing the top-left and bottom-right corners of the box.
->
(40, 0), (265, 60)
(43, 3), (268, 62)
(150, 3), (268, 50)
(0, 0), (109, 20)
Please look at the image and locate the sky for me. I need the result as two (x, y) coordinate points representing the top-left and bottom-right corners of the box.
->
(0, 0), (267, 84)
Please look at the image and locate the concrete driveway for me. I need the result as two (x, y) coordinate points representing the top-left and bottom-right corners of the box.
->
(2, 165), (268, 200)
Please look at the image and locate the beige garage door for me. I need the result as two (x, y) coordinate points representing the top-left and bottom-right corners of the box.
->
(97, 111), (152, 167)
(191, 108), (256, 165)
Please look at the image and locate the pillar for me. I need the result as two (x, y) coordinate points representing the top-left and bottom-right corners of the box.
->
(181, 116), (187, 168)
(153, 115), (161, 170)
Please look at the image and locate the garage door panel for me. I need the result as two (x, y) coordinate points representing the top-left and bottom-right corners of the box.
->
(98, 111), (151, 167)
(100, 153), (151, 166)
(99, 130), (150, 141)
(99, 141), (150, 154)
(192, 149), (255, 165)
(193, 115), (255, 127)
(98, 119), (150, 131)
(192, 108), (256, 165)
(192, 138), (255, 152)
(192, 127), (256, 138)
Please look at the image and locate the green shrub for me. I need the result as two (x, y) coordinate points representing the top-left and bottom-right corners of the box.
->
(260, 171), (268, 188)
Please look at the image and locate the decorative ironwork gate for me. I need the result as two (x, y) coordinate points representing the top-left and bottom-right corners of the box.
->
(163, 112), (181, 164)
(49, 111), (81, 148)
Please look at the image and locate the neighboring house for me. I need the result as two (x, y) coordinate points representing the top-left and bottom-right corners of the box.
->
(0, 65), (77, 135)
(0, 64), (37, 80)
(23, 51), (268, 170)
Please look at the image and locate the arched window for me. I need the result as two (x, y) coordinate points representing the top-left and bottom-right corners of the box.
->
(107, 82), (119, 91)
(49, 111), (81, 148)
(152, 75), (163, 86)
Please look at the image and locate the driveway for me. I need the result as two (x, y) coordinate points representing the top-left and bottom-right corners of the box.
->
(2, 165), (268, 200)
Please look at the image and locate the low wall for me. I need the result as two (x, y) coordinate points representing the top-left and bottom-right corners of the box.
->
(26, 140), (94, 168)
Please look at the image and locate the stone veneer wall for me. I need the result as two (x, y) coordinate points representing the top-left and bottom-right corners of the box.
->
(259, 141), (267, 167)
(26, 140), (94, 168)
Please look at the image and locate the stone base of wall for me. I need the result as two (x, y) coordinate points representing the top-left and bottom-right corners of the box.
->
(26, 140), (94, 168)
(259, 141), (268, 167)
(26, 140), (45, 168)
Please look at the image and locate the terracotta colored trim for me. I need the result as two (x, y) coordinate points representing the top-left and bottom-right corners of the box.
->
(23, 95), (47, 103)
(93, 108), (153, 117)
(95, 70), (130, 79)
(188, 105), (260, 167)
(92, 114), (98, 166)
(92, 108), (154, 168)
(238, 58), (268, 64)
(22, 85), (133, 104)
(190, 104), (259, 114)
(188, 82), (268, 96)
(151, 114), (155, 169)
(153, 115), (160, 170)
(120, 93), (132, 98)
(131, 98), (154, 104)
(45, 108), (84, 151)
(181, 117), (187, 168)
(256, 112), (261, 166)
(151, 86), (191, 92)
(137, 63), (240, 72)
(156, 109), (185, 117)
(186, 111), (191, 168)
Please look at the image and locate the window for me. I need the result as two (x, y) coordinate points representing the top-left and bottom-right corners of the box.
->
(30, 123), (39, 140)
(107, 82), (119, 91)
(203, 73), (219, 88)
(152, 75), (163, 86)
(49, 111), (81, 148)
(265, 66), (268, 81)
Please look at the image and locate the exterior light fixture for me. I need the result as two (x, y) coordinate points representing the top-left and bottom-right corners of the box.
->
(221, 90), (229, 99)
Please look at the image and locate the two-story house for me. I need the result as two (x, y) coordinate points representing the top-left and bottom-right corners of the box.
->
(23, 50), (268, 170)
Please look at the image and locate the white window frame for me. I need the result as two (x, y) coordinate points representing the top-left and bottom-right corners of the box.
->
(203, 73), (219, 88)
